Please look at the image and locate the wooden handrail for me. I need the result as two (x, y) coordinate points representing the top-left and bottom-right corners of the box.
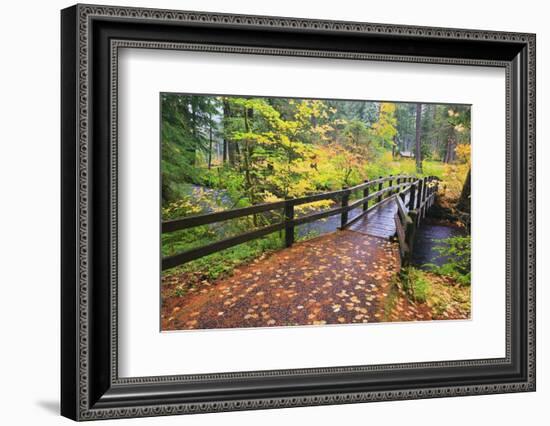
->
(162, 222), (285, 270)
(162, 175), (437, 270)
(393, 178), (439, 265)
(163, 175), (418, 233)
(162, 200), (286, 233)
(395, 195), (412, 226)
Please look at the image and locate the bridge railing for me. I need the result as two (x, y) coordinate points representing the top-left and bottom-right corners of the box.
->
(393, 176), (440, 265)
(162, 175), (434, 271)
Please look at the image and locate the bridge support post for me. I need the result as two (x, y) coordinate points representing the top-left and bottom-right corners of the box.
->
(433, 181), (439, 207)
(409, 183), (417, 211)
(362, 180), (369, 212)
(416, 178), (423, 211)
(284, 201), (294, 248)
(422, 177), (428, 219)
(404, 210), (418, 265)
(415, 178), (424, 226)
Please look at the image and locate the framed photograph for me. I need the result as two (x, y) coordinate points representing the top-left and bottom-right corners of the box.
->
(61, 4), (536, 421)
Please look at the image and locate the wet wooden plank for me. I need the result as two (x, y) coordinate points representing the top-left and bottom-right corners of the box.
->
(348, 192), (414, 240)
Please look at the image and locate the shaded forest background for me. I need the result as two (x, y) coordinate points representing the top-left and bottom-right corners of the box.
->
(162, 94), (470, 208)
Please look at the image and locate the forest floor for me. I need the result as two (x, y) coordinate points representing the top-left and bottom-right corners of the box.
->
(161, 229), (470, 331)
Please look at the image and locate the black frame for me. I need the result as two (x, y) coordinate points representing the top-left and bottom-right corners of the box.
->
(61, 4), (536, 421)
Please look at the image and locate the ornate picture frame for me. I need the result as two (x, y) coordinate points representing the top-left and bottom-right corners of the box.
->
(61, 4), (535, 421)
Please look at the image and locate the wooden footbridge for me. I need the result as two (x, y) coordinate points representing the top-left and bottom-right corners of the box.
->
(161, 175), (440, 329)
(162, 175), (440, 270)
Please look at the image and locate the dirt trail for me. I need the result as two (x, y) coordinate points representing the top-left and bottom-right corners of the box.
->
(162, 230), (403, 331)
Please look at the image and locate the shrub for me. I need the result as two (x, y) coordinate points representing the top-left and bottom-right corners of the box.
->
(428, 235), (471, 285)
(400, 267), (430, 303)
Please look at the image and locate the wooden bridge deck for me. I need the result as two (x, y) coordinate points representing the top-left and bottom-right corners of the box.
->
(348, 193), (410, 239)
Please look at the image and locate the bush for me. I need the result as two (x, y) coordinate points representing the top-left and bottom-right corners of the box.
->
(400, 267), (430, 303)
(364, 152), (445, 181)
(163, 232), (284, 282)
(428, 235), (471, 285)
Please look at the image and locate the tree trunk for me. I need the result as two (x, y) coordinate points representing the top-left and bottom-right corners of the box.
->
(223, 99), (238, 166)
(444, 134), (456, 163)
(187, 99), (198, 166)
(222, 139), (228, 163)
(207, 113), (213, 169)
(457, 167), (471, 213)
(222, 99), (230, 164)
(242, 107), (254, 194)
(242, 107), (258, 226)
(415, 103), (423, 173)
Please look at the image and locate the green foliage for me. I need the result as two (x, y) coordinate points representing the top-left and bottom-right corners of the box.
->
(343, 119), (370, 148)
(370, 102), (398, 151)
(393, 267), (471, 318)
(162, 196), (202, 219)
(400, 267), (430, 303)
(427, 235), (471, 285)
(161, 93), (220, 202)
(166, 232), (283, 282)
(395, 103), (416, 149)
(364, 152), (445, 180)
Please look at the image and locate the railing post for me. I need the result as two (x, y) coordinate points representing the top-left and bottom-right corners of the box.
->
(408, 183), (417, 211)
(416, 178), (423, 210)
(341, 189), (350, 229)
(362, 180), (370, 212)
(388, 174), (393, 198)
(395, 177), (401, 195)
(416, 178), (424, 226)
(284, 200), (294, 248)
(422, 177), (428, 219)
(377, 176), (383, 203)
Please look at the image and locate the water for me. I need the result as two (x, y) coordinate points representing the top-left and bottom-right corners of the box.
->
(411, 223), (465, 268)
(296, 215), (340, 239)
(180, 184), (232, 212)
